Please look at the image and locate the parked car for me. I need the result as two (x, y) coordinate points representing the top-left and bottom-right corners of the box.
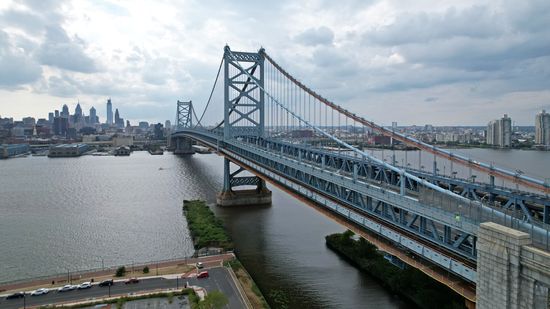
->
(125, 277), (139, 284)
(78, 282), (92, 289)
(6, 292), (25, 299)
(196, 262), (204, 269)
(98, 279), (114, 287)
(197, 271), (209, 279)
(58, 284), (76, 292)
(31, 288), (49, 296)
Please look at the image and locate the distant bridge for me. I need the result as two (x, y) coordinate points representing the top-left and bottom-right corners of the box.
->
(171, 46), (550, 307)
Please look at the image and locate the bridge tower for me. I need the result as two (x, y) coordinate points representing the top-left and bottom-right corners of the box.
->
(217, 46), (271, 206)
(172, 100), (195, 155)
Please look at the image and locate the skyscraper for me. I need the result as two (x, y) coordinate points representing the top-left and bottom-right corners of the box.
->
(74, 103), (82, 123)
(61, 104), (69, 118)
(106, 98), (113, 125)
(114, 108), (124, 128)
(535, 110), (550, 146)
(48, 112), (54, 123)
(89, 107), (97, 124)
(487, 114), (512, 147)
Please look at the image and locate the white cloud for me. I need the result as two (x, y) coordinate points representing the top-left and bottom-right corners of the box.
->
(0, 0), (549, 125)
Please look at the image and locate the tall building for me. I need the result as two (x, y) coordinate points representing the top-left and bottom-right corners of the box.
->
(114, 108), (124, 128)
(74, 103), (83, 124)
(61, 104), (69, 118)
(106, 98), (113, 125)
(48, 112), (54, 123)
(487, 114), (512, 147)
(54, 110), (60, 118)
(535, 109), (550, 146)
(89, 107), (97, 124)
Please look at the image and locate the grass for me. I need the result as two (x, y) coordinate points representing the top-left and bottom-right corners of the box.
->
(183, 200), (233, 250)
(225, 259), (270, 309)
(326, 230), (466, 309)
(38, 289), (195, 308)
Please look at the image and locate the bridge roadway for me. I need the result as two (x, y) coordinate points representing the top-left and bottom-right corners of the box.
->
(173, 129), (482, 295)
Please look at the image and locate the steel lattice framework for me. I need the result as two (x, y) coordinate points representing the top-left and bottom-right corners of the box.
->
(177, 100), (193, 129)
(172, 46), (550, 288)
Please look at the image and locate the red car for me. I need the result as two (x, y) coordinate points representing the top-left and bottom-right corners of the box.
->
(125, 277), (139, 284)
(197, 271), (209, 279)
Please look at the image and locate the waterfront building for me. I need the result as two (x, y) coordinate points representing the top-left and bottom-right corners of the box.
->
(48, 144), (90, 157)
(0, 144), (29, 159)
(535, 110), (550, 146)
(106, 98), (113, 125)
(487, 114), (512, 147)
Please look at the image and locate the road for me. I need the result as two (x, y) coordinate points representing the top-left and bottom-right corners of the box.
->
(0, 267), (245, 309)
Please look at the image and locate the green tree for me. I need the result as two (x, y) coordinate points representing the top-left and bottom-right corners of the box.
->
(143, 266), (149, 274)
(115, 266), (126, 277)
(199, 290), (229, 309)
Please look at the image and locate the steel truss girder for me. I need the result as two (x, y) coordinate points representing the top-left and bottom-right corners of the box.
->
(175, 129), (482, 282)
(223, 158), (261, 191)
(248, 137), (549, 225)
(217, 138), (478, 260)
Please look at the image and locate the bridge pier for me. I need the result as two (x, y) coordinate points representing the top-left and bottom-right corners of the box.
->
(477, 222), (550, 309)
(216, 158), (272, 207)
(173, 137), (195, 155)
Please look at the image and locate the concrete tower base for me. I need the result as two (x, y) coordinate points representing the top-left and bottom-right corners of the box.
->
(216, 188), (272, 207)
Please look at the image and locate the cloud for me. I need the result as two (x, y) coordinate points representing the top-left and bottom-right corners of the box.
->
(38, 25), (99, 73)
(0, 30), (42, 88)
(294, 26), (334, 46)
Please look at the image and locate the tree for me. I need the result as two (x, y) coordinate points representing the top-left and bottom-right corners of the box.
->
(115, 266), (126, 277)
(199, 290), (228, 309)
(143, 266), (149, 274)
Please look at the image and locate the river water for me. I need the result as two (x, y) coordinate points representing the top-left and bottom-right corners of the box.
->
(1, 149), (548, 308)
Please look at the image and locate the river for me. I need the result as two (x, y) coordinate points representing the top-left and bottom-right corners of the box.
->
(1, 148), (547, 308)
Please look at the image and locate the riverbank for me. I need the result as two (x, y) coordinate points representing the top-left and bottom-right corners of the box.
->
(183, 200), (269, 308)
(326, 230), (466, 309)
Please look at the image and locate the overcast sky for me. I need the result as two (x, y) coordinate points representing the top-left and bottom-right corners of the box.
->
(1, 0), (549, 126)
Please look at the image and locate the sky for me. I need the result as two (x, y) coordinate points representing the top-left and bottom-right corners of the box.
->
(0, 0), (549, 126)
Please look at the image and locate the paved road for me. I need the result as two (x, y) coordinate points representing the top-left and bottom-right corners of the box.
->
(0, 267), (245, 309)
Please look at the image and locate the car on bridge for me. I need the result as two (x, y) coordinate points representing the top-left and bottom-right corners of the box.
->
(58, 285), (77, 292)
(125, 277), (139, 284)
(98, 279), (114, 287)
(30, 288), (49, 296)
(77, 282), (92, 289)
(5, 292), (25, 299)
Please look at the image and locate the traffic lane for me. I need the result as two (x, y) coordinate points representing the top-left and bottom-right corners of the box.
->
(0, 268), (245, 309)
(187, 268), (246, 309)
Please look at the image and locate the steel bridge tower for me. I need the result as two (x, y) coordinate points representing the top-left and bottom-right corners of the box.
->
(172, 100), (195, 155)
(217, 46), (271, 206)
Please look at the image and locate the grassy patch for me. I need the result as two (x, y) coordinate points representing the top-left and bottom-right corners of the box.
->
(183, 200), (233, 250)
(38, 289), (196, 309)
(225, 259), (270, 309)
(326, 230), (466, 309)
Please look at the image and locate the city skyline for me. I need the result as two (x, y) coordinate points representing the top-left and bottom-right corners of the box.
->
(1, 1), (550, 125)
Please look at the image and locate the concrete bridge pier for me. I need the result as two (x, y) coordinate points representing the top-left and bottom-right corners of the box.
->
(216, 158), (272, 206)
(477, 222), (550, 309)
(173, 137), (195, 155)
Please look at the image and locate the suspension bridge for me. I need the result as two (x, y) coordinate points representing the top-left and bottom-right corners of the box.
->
(170, 46), (550, 308)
